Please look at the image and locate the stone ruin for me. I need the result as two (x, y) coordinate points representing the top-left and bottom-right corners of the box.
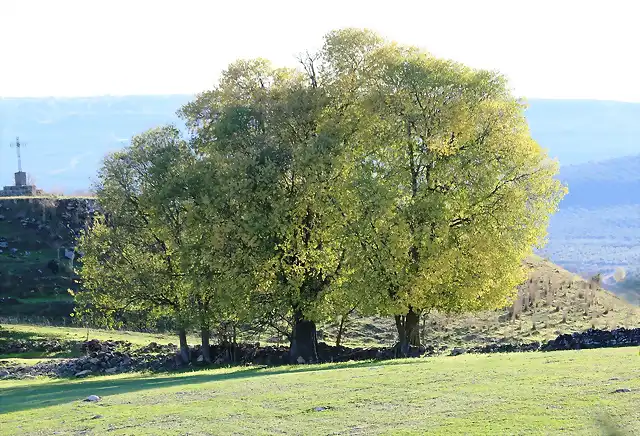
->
(0, 171), (43, 197)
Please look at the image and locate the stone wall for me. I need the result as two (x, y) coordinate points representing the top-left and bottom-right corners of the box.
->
(0, 185), (40, 197)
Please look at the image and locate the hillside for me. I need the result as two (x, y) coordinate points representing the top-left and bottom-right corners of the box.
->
(557, 154), (640, 208)
(331, 256), (640, 349)
(540, 154), (640, 299)
(0, 198), (95, 319)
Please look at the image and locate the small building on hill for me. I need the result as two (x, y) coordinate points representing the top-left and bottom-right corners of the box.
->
(0, 171), (42, 197)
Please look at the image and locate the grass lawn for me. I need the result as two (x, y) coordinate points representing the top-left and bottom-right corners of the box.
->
(1, 347), (639, 435)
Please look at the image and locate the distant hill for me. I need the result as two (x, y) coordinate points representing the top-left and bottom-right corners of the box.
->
(2, 97), (640, 192)
(0, 95), (191, 192)
(557, 154), (640, 208)
(525, 99), (640, 165)
(541, 155), (640, 300)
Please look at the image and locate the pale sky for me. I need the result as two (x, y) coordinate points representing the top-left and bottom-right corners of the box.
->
(1, 0), (639, 101)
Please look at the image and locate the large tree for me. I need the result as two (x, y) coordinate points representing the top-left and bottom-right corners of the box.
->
(180, 29), (565, 359)
(335, 30), (567, 353)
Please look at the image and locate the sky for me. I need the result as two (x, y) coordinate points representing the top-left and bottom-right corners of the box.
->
(1, 0), (639, 101)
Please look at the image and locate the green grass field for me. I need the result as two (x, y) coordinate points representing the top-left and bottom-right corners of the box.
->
(1, 347), (638, 435)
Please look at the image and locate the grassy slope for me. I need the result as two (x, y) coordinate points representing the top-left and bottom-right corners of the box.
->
(1, 347), (639, 435)
(331, 256), (640, 348)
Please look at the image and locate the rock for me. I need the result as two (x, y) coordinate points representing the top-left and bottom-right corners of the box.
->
(296, 356), (306, 364)
(541, 328), (640, 352)
(450, 348), (466, 356)
(91, 415), (103, 419)
(89, 358), (100, 365)
(75, 370), (92, 378)
(104, 367), (118, 374)
(313, 406), (329, 412)
(84, 395), (101, 402)
(611, 388), (631, 394)
(197, 355), (204, 363)
(0, 370), (10, 377)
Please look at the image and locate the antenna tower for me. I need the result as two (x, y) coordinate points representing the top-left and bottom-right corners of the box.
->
(10, 137), (25, 172)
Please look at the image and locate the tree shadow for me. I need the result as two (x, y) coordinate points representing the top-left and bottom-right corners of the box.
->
(0, 327), (82, 359)
(0, 329), (53, 343)
(0, 358), (421, 415)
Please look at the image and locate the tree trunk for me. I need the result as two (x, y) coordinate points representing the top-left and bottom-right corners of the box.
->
(290, 310), (318, 364)
(201, 326), (211, 363)
(178, 328), (190, 364)
(395, 307), (421, 356)
(336, 315), (347, 348)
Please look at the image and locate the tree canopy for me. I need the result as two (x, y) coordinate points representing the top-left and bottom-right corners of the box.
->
(77, 28), (565, 363)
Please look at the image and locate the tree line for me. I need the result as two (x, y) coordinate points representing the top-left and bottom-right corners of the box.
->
(75, 29), (565, 363)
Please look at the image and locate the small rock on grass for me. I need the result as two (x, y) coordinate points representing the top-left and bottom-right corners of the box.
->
(611, 388), (631, 394)
(84, 395), (101, 402)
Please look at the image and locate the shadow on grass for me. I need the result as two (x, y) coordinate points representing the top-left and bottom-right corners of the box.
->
(0, 358), (421, 415)
(0, 329), (54, 343)
(0, 350), (80, 360)
(0, 328), (82, 360)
